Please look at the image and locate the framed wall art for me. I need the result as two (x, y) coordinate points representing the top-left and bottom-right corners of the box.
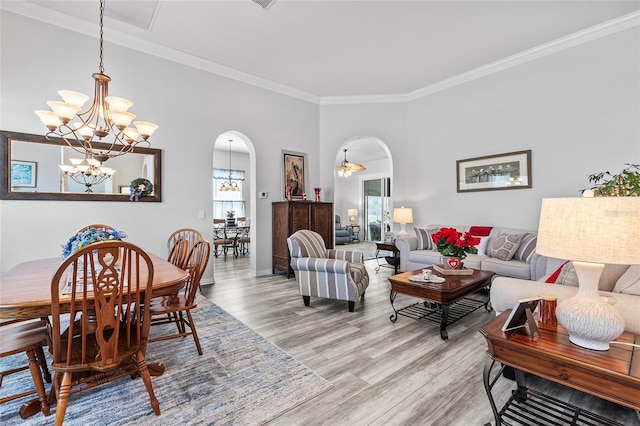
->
(282, 150), (307, 199)
(457, 150), (531, 193)
(10, 160), (37, 188)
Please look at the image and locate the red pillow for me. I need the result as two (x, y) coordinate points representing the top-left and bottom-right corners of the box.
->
(545, 261), (571, 284)
(469, 226), (492, 237)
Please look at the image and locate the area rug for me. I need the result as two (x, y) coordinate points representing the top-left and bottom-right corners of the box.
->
(0, 295), (333, 425)
(337, 240), (380, 260)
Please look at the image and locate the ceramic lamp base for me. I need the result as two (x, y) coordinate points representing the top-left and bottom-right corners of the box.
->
(556, 261), (625, 351)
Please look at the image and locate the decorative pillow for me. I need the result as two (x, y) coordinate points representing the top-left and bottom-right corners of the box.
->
(489, 233), (524, 261)
(475, 236), (491, 256)
(469, 226), (493, 237)
(545, 260), (573, 284)
(612, 265), (640, 295)
(414, 228), (435, 250)
(513, 234), (537, 263)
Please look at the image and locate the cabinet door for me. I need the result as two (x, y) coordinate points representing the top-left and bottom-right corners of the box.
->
(272, 202), (289, 260)
(290, 202), (311, 232)
(312, 203), (334, 249)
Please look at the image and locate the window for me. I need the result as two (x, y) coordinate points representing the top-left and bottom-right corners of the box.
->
(213, 168), (246, 218)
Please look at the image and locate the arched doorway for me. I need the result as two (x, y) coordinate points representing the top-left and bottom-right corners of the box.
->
(213, 132), (257, 279)
(333, 136), (393, 244)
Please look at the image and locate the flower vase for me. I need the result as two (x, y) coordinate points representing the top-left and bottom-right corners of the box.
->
(286, 186), (293, 201)
(443, 256), (464, 270)
(314, 187), (321, 202)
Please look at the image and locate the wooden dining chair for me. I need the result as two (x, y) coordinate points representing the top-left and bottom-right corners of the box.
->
(167, 237), (189, 269)
(0, 319), (51, 419)
(75, 223), (116, 234)
(50, 240), (160, 425)
(148, 240), (211, 355)
(236, 226), (250, 256)
(167, 228), (203, 258)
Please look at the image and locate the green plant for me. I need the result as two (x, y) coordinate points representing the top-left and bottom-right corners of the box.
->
(226, 210), (235, 218)
(585, 164), (640, 197)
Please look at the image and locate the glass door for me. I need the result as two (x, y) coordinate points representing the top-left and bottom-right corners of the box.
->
(363, 178), (390, 242)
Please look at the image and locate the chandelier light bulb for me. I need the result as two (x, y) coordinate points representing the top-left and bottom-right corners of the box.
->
(47, 101), (81, 122)
(105, 96), (133, 112)
(58, 90), (89, 108)
(35, 110), (62, 131)
(134, 121), (159, 139)
(109, 111), (136, 129)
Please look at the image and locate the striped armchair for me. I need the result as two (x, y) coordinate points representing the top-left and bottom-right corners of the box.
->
(287, 230), (369, 312)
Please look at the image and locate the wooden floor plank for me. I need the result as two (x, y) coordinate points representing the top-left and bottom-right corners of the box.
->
(202, 255), (640, 425)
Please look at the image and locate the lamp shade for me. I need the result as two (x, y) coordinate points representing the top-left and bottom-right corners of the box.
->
(347, 209), (357, 216)
(537, 197), (640, 265)
(392, 207), (413, 224)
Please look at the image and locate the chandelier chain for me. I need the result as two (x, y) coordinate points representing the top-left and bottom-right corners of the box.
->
(99, 0), (105, 73)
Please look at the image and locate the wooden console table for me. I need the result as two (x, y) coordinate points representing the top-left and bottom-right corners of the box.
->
(480, 311), (640, 425)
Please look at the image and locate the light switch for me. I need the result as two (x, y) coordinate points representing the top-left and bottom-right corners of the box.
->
(198, 210), (205, 219)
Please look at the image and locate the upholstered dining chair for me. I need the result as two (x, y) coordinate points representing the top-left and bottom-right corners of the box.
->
(148, 240), (211, 355)
(50, 240), (161, 425)
(287, 230), (369, 312)
(0, 319), (51, 419)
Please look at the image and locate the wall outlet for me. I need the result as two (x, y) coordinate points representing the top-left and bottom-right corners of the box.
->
(198, 210), (205, 219)
(259, 192), (268, 199)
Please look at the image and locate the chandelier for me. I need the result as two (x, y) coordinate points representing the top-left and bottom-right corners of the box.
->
(59, 155), (115, 193)
(219, 140), (240, 192)
(35, 0), (158, 163)
(336, 149), (366, 177)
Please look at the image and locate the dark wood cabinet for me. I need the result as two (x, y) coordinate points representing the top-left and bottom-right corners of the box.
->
(272, 201), (333, 277)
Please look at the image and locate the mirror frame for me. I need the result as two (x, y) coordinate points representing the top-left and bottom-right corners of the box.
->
(1, 130), (162, 202)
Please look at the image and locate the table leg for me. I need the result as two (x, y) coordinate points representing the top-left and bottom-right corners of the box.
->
(375, 249), (382, 273)
(483, 358), (503, 426)
(389, 291), (398, 323)
(440, 303), (450, 340)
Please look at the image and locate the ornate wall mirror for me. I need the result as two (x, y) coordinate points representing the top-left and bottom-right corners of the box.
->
(0, 130), (162, 201)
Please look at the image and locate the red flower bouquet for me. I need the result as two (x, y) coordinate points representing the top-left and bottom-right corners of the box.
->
(431, 227), (480, 260)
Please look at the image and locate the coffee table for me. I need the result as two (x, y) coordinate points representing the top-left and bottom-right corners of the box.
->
(388, 268), (494, 340)
(480, 311), (640, 425)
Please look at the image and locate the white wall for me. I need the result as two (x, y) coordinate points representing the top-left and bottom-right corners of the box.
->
(0, 11), (319, 278)
(2, 11), (638, 279)
(322, 26), (640, 233)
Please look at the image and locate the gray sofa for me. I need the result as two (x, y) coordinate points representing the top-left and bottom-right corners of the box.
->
(491, 257), (640, 334)
(395, 224), (537, 279)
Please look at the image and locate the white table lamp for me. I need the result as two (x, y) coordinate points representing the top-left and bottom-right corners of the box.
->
(393, 207), (413, 237)
(347, 209), (357, 224)
(536, 197), (640, 350)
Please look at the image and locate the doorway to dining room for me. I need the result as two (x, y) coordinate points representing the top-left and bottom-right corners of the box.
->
(213, 131), (256, 279)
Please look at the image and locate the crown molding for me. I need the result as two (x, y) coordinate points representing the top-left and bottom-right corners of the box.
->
(0, 1), (320, 105)
(2, 3), (637, 106)
(406, 10), (640, 102)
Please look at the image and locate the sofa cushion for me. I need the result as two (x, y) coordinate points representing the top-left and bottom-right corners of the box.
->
(489, 233), (524, 261)
(407, 249), (442, 266)
(543, 262), (629, 291)
(613, 265), (640, 295)
(513, 234), (537, 263)
(414, 228), (436, 250)
(476, 236), (491, 256)
(481, 257), (531, 279)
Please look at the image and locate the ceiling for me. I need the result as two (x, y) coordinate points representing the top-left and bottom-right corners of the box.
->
(7, 0), (638, 100)
(4, 1), (639, 162)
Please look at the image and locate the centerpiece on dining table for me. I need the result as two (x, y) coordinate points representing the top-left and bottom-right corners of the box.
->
(431, 227), (480, 275)
(62, 226), (127, 258)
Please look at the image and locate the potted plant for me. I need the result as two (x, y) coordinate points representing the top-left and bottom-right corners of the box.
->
(431, 227), (480, 269)
(584, 163), (640, 197)
(226, 210), (236, 227)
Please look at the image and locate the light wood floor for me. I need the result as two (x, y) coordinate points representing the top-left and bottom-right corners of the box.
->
(202, 255), (639, 426)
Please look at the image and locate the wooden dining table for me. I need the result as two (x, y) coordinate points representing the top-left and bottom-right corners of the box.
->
(0, 252), (188, 319)
(0, 252), (188, 419)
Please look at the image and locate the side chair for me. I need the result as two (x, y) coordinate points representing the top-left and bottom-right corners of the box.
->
(0, 319), (51, 419)
(49, 240), (161, 425)
(287, 230), (369, 312)
(167, 228), (203, 265)
(148, 240), (211, 355)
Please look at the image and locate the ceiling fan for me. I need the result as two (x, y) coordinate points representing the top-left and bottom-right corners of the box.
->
(336, 149), (366, 177)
